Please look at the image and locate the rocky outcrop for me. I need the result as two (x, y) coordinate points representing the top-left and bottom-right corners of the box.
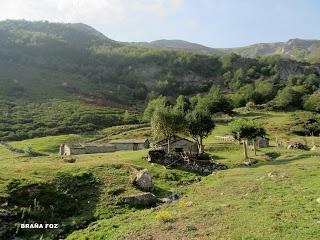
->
(122, 193), (157, 207)
(133, 169), (154, 191)
(275, 60), (319, 80)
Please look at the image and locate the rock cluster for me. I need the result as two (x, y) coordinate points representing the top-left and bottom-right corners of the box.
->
(180, 163), (228, 174)
(147, 150), (228, 174)
(287, 142), (308, 150)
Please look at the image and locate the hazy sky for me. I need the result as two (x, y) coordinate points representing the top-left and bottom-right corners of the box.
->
(0, 0), (319, 48)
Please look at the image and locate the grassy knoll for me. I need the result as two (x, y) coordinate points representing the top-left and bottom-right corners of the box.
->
(1, 111), (320, 239)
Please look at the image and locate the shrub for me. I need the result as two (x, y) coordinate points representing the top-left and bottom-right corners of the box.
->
(155, 210), (174, 223)
(303, 93), (320, 113)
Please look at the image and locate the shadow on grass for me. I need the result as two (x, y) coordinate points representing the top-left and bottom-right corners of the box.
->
(3, 170), (102, 239)
(248, 152), (319, 168)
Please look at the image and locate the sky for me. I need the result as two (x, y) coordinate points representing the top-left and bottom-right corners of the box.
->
(0, 0), (319, 48)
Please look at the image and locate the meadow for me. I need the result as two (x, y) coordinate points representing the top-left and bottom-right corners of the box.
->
(1, 111), (320, 239)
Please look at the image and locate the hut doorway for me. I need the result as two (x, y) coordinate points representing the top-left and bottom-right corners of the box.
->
(133, 143), (139, 150)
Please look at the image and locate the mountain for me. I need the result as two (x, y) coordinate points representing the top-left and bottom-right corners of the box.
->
(132, 38), (320, 63)
(129, 39), (224, 55)
(230, 38), (320, 62)
(1, 20), (320, 105)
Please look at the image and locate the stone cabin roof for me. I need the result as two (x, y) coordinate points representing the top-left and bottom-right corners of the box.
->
(65, 143), (115, 149)
(108, 139), (149, 144)
(156, 136), (194, 146)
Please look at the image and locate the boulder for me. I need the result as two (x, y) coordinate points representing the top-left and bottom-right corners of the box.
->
(122, 193), (157, 207)
(134, 169), (154, 191)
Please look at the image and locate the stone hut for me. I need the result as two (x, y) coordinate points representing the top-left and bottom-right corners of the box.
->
(154, 136), (198, 154)
(108, 139), (150, 151)
(59, 143), (117, 156)
(59, 139), (150, 156)
(255, 136), (269, 148)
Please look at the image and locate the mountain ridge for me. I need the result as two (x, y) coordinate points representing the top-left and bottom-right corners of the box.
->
(131, 38), (320, 62)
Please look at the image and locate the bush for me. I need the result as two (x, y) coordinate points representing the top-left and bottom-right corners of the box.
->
(303, 93), (320, 112)
(155, 210), (174, 223)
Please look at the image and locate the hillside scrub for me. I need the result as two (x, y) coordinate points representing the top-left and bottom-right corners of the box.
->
(0, 99), (138, 141)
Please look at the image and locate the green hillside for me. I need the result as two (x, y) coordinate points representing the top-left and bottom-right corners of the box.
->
(1, 20), (320, 143)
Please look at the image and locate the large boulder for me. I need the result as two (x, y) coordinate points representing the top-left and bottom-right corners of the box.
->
(134, 169), (154, 191)
(122, 193), (157, 207)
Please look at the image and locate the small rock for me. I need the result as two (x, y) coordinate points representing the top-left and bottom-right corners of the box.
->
(316, 198), (320, 203)
(185, 201), (193, 207)
(161, 194), (179, 203)
(122, 192), (157, 207)
(267, 172), (287, 178)
(63, 157), (76, 163)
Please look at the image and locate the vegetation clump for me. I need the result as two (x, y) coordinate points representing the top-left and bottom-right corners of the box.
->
(155, 210), (174, 223)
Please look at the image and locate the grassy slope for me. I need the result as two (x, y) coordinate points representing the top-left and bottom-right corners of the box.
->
(1, 111), (320, 239)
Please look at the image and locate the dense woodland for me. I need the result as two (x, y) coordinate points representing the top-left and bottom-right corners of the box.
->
(1, 20), (320, 141)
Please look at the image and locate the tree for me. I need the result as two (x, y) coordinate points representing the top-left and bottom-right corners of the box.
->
(196, 86), (233, 114)
(290, 112), (320, 136)
(151, 107), (185, 153)
(303, 93), (320, 113)
(174, 95), (191, 113)
(184, 109), (215, 154)
(229, 119), (266, 160)
(143, 95), (168, 121)
(254, 79), (275, 103)
(272, 86), (305, 109)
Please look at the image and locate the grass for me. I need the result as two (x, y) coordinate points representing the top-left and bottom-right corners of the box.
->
(1, 111), (320, 239)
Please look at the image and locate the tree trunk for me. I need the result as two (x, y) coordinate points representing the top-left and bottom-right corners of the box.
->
(167, 139), (170, 154)
(199, 138), (204, 154)
(253, 140), (257, 156)
(243, 139), (248, 160)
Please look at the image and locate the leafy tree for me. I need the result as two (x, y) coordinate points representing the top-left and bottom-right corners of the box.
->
(272, 86), (305, 109)
(290, 112), (320, 136)
(229, 119), (266, 160)
(219, 53), (240, 69)
(196, 86), (233, 114)
(143, 95), (168, 121)
(303, 93), (320, 112)
(304, 74), (320, 92)
(151, 107), (185, 153)
(174, 95), (191, 113)
(230, 84), (256, 107)
(254, 79), (276, 103)
(184, 110), (215, 153)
